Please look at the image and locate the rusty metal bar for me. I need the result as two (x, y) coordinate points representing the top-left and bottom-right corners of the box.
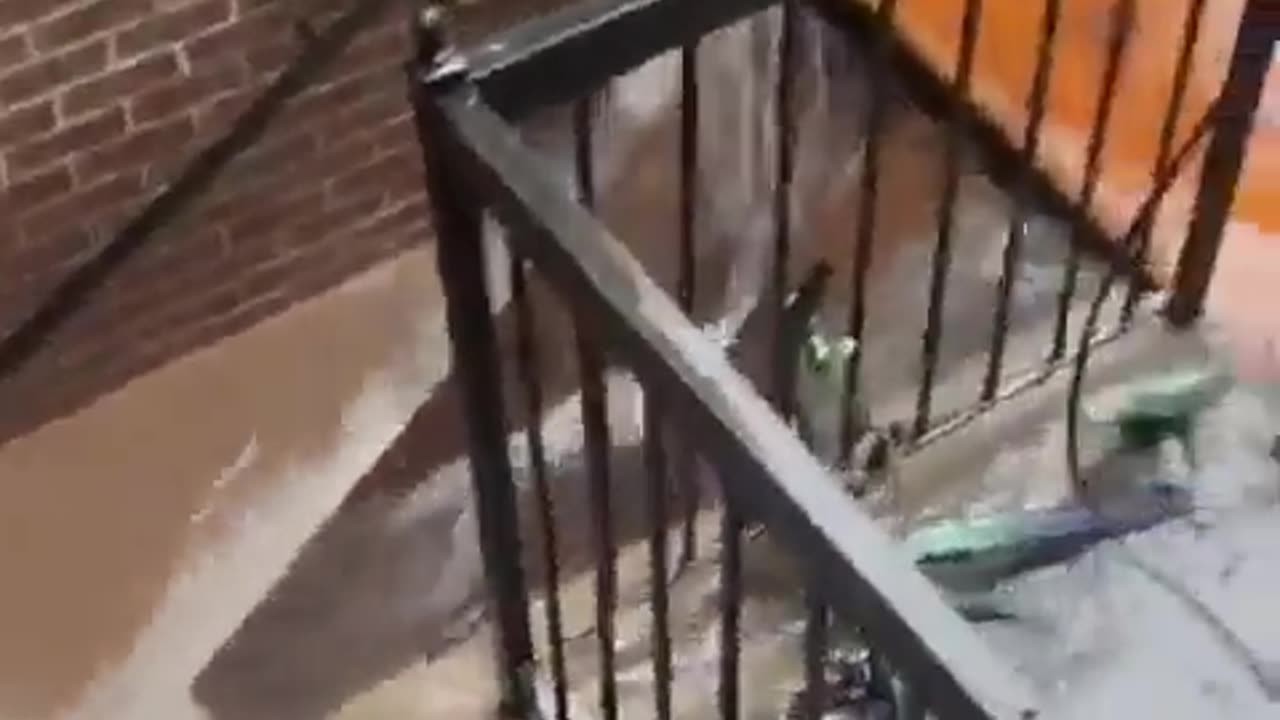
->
(429, 86), (1038, 718)
(914, 0), (984, 440)
(719, 504), (743, 720)
(465, 0), (775, 118)
(1166, 0), (1274, 326)
(407, 44), (534, 714)
(1050, 0), (1136, 360)
(644, 392), (674, 720)
(510, 254), (570, 720)
(1119, 0), (1208, 325)
(839, 0), (898, 464)
(981, 0), (1062, 402)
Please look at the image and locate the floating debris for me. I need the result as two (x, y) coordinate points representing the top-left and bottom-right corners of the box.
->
(1086, 366), (1234, 459)
(904, 485), (1192, 592)
(945, 590), (1020, 623)
(781, 642), (901, 720)
(796, 325), (863, 446)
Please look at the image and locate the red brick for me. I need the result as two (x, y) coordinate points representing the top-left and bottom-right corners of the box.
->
(0, 30), (31, 71)
(292, 191), (384, 241)
(60, 51), (179, 118)
(358, 197), (426, 239)
(0, 40), (109, 107)
(220, 129), (317, 186)
(238, 0), (346, 19)
(115, 0), (234, 60)
(223, 187), (323, 240)
(370, 113), (413, 151)
(30, 0), (153, 52)
(0, 100), (56, 149)
(0, 0), (437, 444)
(338, 24), (407, 72)
(8, 107), (127, 178)
(0, 227), (94, 283)
(120, 225), (223, 278)
(0, 0), (82, 27)
(0, 163), (72, 214)
(129, 58), (244, 124)
(231, 257), (297, 305)
(200, 128), (349, 211)
(74, 115), (196, 184)
(20, 171), (143, 238)
(309, 89), (407, 146)
(105, 242), (235, 319)
(245, 38), (295, 76)
(327, 150), (420, 201)
(182, 4), (292, 66)
(191, 84), (256, 135)
(283, 64), (399, 129)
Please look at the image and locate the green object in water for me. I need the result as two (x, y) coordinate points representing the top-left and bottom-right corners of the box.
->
(1086, 366), (1233, 453)
(795, 326), (862, 453)
(801, 328), (857, 393)
(946, 590), (1019, 623)
(904, 491), (1189, 592)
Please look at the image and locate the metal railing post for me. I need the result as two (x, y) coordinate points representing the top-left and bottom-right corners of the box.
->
(1165, 0), (1274, 326)
(407, 7), (536, 716)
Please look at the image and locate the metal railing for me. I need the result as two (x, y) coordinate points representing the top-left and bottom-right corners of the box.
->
(0, 0), (398, 384)
(410, 0), (1272, 718)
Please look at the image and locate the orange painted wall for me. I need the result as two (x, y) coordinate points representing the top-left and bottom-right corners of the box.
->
(877, 0), (1277, 281)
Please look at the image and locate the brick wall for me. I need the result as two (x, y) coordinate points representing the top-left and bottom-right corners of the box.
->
(0, 0), (429, 441)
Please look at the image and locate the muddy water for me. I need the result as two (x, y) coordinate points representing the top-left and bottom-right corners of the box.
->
(482, 10), (1277, 718)
(196, 5), (1272, 719)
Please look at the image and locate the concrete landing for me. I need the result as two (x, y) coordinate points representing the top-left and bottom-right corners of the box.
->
(0, 248), (452, 719)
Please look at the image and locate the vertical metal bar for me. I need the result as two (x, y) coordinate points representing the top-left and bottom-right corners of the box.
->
(718, 505), (743, 720)
(1166, 0), (1272, 326)
(1067, 95), (1222, 497)
(840, 0), (898, 463)
(644, 392), (674, 720)
(578, 323), (618, 720)
(575, 96), (596, 208)
(914, 0), (983, 440)
(1119, 0), (1207, 325)
(677, 437), (700, 569)
(802, 583), (829, 719)
(573, 92), (619, 720)
(679, 43), (699, 316)
(980, 0), (1061, 402)
(511, 254), (570, 720)
(678, 41), (701, 570)
(771, 0), (798, 408)
(407, 14), (534, 712)
(1050, 0), (1135, 360)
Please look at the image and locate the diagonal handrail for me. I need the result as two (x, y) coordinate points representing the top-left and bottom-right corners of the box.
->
(422, 77), (1039, 718)
(0, 0), (395, 387)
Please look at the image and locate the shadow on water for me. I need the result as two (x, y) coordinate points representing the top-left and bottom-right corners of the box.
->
(191, 429), (712, 719)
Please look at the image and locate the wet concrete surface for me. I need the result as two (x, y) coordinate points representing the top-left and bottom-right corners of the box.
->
(0, 250), (454, 719)
(3, 3), (1273, 718)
